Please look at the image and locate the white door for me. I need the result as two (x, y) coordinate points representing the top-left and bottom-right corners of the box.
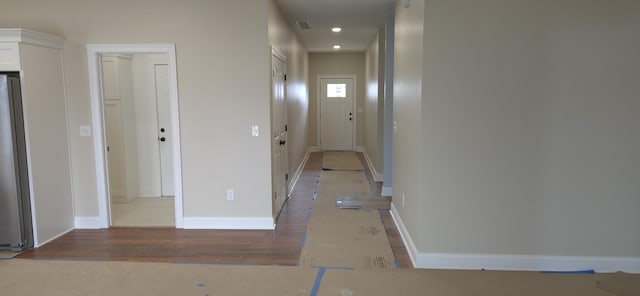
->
(154, 64), (174, 197)
(319, 77), (355, 150)
(271, 51), (288, 217)
(104, 100), (126, 199)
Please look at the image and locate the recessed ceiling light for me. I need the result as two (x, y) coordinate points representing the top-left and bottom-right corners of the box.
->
(331, 27), (342, 33)
(333, 45), (341, 50)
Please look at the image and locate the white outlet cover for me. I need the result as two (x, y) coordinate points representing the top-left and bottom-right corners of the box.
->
(251, 125), (260, 137)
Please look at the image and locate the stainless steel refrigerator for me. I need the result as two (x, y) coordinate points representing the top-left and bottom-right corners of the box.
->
(0, 72), (33, 251)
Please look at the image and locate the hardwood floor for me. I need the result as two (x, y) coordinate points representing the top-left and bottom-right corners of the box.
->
(17, 152), (412, 268)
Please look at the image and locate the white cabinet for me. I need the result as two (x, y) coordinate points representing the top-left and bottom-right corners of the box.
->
(0, 29), (73, 247)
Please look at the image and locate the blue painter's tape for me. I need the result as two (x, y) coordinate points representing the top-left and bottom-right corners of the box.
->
(0, 258), (13, 261)
(296, 261), (301, 267)
(380, 215), (384, 223)
(308, 207), (313, 216)
(394, 260), (400, 269)
(301, 232), (308, 248)
(196, 283), (205, 287)
(541, 269), (595, 274)
(310, 267), (326, 296)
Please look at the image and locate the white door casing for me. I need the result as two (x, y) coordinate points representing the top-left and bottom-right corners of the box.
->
(319, 76), (356, 151)
(87, 44), (184, 228)
(271, 48), (288, 218)
(154, 64), (174, 197)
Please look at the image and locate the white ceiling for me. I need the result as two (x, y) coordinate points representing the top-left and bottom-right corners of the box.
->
(274, 0), (395, 52)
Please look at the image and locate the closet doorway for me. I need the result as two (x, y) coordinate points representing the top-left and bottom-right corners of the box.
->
(88, 45), (183, 228)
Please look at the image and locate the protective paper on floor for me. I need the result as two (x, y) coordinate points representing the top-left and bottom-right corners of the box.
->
(2, 259), (635, 295)
(0, 251), (21, 259)
(0, 259), (317, 296)
(322, 151), (364, 171)
(318, 269), (626, 296)
(299, 170), (396, 270)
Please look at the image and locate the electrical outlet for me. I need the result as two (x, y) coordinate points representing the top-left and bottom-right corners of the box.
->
(226, 189), (235, 201)
(251, 125), (260, 137)
(402, 193), (406, 208)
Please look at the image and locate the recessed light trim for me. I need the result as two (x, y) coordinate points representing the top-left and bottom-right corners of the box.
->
(331, 27), (342, 32)
(333, 45), (341, 50)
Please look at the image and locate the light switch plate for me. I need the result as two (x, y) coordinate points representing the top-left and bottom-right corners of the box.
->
(80, 125), (91, 137)
(251, 125), (260, 137)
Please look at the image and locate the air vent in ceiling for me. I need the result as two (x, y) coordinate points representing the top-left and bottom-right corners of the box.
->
(296, 20), (311, 30)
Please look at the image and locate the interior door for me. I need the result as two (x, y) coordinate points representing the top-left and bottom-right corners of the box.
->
(271, 51), (288, 218)
(320, 77), (354, 150)
(104, 100), (127, 199)
(154, 64), (174, 197)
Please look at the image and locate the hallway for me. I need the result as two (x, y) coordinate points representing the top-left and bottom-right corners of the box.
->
(16, 152), (411, 267)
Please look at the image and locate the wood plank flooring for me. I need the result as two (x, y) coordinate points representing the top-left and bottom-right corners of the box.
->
(17, 152), (412, 268)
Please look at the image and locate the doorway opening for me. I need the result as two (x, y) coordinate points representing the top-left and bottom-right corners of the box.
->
(87, 44), (183, 228)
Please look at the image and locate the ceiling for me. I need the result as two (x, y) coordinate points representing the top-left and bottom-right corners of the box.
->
(274, 0), (395, 52)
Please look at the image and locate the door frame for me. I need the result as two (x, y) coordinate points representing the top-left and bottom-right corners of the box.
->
(87, 44), (184, 228)
(317, 75), (357, 150)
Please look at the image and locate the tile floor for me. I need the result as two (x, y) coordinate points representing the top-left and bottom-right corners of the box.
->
(110, 197), (175, 227)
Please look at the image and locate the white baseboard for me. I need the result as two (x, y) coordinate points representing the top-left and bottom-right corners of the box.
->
(415, 253), (640, 273)
(288, 147), (314, 195)
(355, 146), (364, 152)
(390, 202), (418, 268)
(381, 186), (392, 197)
(35, 227), (74, 248)
(183, 217), (275, 230)
(390, 203), (640, 273)
(74, 216), (105, 229)
(361, 149), (383, 182)
(308, 146), (320, 152)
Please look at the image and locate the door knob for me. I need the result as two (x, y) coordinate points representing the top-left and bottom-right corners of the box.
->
(160, 137), (166, 142)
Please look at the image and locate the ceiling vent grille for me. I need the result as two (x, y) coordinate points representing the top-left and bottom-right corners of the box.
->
(296, 20), (311, 30)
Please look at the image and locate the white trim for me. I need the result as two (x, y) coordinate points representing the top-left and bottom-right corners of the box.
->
(317, 75), (357, 151)
(271, 47), (286, 62)
(0, 29), (65, 49)
(308, 146), (321, 152)
(288, 147), (314, 195)
(34, 227), (74, 248)
(381, 186), (392, 197)
(74, 217), (104, 229)
(354, 146), (364, 152)
(391, 204), (640, 273)
(390, 202), (418, 268)
(183, 217), (275, 230)
(362, 149), (383, 182)
(415, 253), (640, 273)
(87, 44), (184, 229)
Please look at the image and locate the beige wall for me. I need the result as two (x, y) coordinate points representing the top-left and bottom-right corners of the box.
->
(268, 0), (310, 179)
(364, 29), (385, 179)
(392, 0), (425, 252)
(308, 52), (365, 148)
(0, 1), (275, 222)
(394, 0), (640, 263)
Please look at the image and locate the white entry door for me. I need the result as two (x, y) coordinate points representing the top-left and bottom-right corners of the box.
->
(320, 77), (355, 150)
(271, 50), (288, 217)
(154, 64), (174, 197)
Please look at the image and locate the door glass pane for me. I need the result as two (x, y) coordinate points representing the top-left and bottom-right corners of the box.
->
(327, 83), (347, 98)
